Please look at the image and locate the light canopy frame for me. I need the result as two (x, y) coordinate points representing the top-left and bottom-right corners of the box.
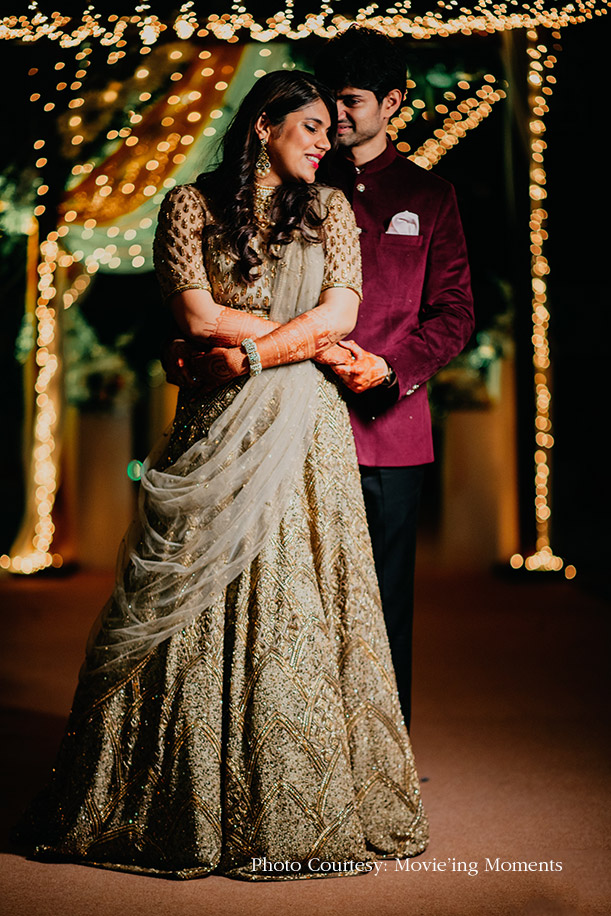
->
(2, 2), (601, 577)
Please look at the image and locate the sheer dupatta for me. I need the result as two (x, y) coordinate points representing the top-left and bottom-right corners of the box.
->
(83, 191), (335, 680)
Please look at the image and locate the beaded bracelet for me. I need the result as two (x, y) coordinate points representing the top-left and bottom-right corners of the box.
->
(241, 337), (262, 377)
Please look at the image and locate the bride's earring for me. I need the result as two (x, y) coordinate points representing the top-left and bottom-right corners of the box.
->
(254, 139), (271, 179)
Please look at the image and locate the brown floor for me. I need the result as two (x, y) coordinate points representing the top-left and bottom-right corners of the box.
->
(0, 565), (609, 916)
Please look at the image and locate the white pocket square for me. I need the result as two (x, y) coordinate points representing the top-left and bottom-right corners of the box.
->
(386, 210), (420, 236)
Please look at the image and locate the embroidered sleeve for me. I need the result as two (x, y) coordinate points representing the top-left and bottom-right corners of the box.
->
(153, 184), (212, 301)
(321, 190), (363, 300)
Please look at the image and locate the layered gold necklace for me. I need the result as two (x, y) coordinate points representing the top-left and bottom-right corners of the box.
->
(253, 183), (276, 229)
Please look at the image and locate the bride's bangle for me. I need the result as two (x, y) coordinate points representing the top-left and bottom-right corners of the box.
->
(241, 338), (262, 377)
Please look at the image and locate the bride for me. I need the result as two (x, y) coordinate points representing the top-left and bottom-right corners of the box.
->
(15, 70), (428, 880)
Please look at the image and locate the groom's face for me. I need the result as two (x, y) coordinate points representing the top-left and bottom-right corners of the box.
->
(335, 87), (393, 149)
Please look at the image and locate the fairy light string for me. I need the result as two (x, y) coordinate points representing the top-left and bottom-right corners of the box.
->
(1, 1), (609, 43)
(406, 75), (508, 169)
(509, 29), (575, 578)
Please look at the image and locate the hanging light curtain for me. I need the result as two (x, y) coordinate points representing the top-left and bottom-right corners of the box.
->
(59, 43), (292, 273)
(6, 41), (293, 573)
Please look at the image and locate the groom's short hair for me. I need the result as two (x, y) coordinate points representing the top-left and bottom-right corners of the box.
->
(314, 25), (406, 102)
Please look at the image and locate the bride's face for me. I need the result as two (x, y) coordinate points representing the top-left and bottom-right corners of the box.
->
(256, 99), (332, 186)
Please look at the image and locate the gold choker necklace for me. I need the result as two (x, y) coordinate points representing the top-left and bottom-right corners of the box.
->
(253, 183), (276, 228)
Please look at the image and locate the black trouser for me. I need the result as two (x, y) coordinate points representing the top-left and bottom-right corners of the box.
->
(359, 465), (425, 731)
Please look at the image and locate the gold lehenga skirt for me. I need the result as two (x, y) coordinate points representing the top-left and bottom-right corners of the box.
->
(16, 373), (428, 880)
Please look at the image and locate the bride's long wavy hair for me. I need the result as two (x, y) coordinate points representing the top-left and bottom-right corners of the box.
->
(196, 70), (337, 283)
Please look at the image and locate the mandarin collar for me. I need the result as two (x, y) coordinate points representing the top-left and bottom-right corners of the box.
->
(336, 138), (398, 177)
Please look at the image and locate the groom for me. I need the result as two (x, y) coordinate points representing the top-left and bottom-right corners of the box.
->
(314, 27), (474, 729)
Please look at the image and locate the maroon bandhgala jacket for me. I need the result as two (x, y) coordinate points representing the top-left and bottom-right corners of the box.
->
(328, 141), (474, 467)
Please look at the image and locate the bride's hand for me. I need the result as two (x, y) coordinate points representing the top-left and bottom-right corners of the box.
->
(314, 342), (357, 368)
(331, 340), (390, 392)
(190, 346), (248, 391)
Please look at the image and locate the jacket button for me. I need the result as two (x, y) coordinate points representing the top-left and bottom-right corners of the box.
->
(356, 183), (365, 192)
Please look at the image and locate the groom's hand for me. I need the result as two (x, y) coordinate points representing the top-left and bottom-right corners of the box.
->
(162, 339), (206, 388)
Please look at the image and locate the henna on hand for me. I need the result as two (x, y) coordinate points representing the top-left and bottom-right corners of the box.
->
(168, 286), (358, 385)
(332, 339), (389, 393)
(254, 293), (358, 370)
(169, 288), (281, 348)
(189, 347), (248, 393)
(314, 342), (356, 367)
(165, 297), (282, 389)
(204, 305), (281, 347)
